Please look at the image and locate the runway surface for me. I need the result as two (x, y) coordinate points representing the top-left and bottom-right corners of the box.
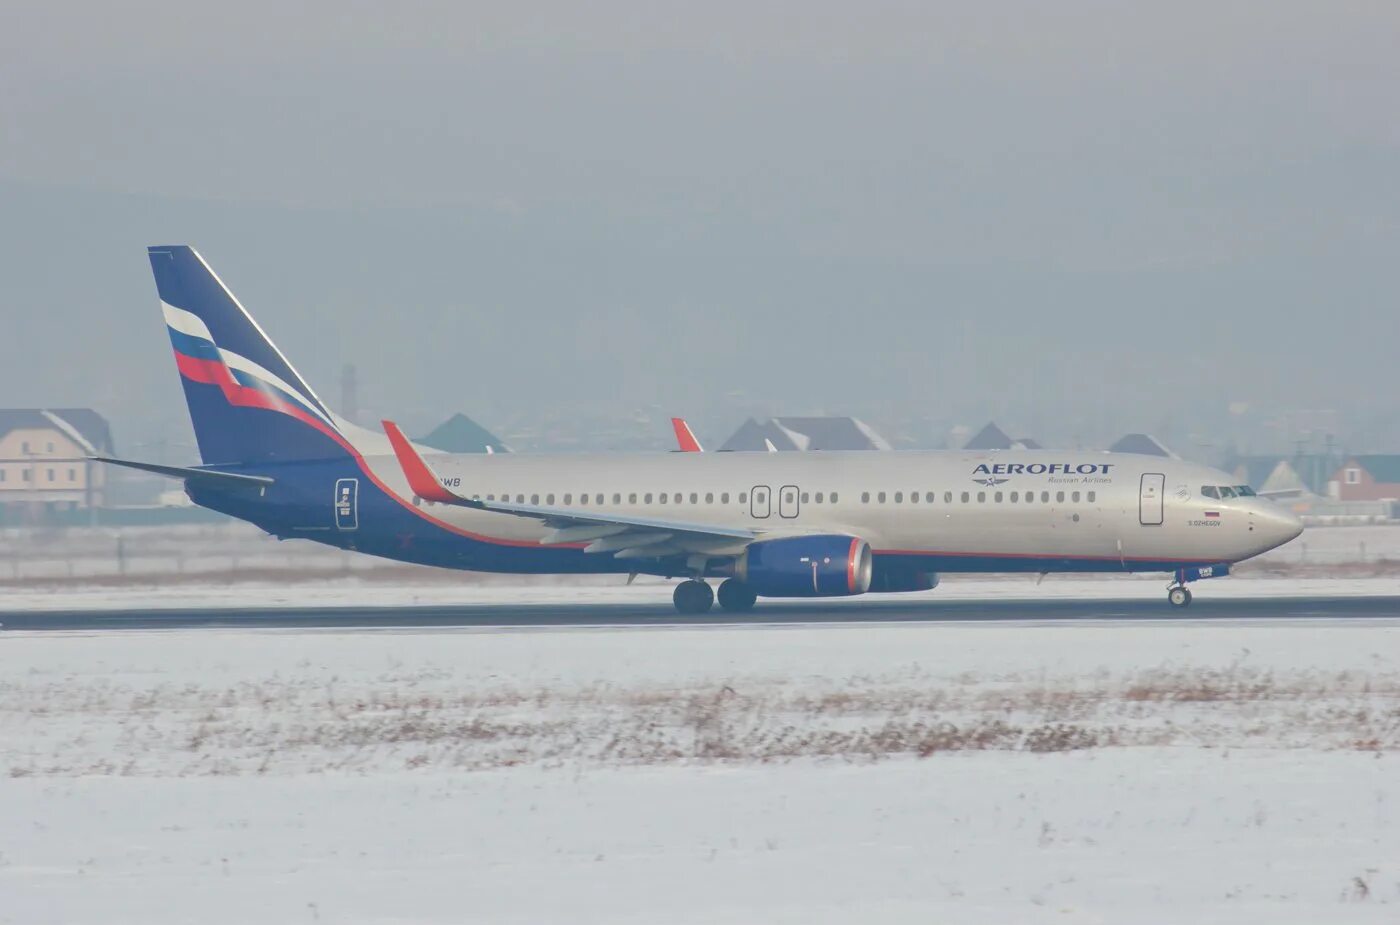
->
(4, 595), (1399, 631)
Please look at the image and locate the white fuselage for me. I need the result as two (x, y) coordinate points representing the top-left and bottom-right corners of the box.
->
(362, 446), (1303, 572)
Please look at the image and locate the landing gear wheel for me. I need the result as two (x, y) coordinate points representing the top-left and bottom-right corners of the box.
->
(716, 579), (758, 613)
(1168, 586), (1192, 608)
(672, 579), (715, 614)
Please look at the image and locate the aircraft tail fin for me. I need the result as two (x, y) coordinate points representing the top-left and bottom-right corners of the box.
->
(148, 246), (349, 465)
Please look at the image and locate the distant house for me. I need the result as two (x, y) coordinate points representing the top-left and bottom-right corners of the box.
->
(719, 417), (891, 452)
(963, 422), (1042, 451)
(416, 413), (509, 454)
(1224, 455), (1289, 493)
(1329, 456), (1400, 501)
(0, 408), (114, 514)
(1109, 433), (1176, 458)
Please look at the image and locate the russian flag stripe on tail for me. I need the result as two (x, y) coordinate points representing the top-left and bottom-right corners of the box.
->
(149, 245), (349, 465)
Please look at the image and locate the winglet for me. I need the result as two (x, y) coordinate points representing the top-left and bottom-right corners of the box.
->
(382, 420), (461, 503)
(670, 417), (703, 453)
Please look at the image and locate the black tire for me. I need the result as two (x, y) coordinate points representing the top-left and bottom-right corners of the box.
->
(1168, 586), (1191, 608)
(672, 580), (715, 614)
(716, 579), (758, 613)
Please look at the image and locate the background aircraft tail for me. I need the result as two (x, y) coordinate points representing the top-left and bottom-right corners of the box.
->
(149, 245), (351, 465)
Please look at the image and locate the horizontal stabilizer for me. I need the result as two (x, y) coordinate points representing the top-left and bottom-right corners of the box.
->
(90, 456), (274, 488)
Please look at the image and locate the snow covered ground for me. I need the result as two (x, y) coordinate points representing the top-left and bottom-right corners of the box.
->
(3, 621), (1399, 922)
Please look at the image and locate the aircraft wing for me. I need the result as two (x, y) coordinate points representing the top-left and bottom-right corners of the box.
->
(382, 421), (756, 558)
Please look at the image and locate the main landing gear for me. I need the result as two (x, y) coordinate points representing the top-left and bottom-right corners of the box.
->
(672, 578), (759, 614)
(716, 578), (757, 613)
(1167, 583), (1193, 608)
(672, 579), (715, 614)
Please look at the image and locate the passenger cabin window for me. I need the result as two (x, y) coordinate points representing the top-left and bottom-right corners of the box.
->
(814, 492), (823, 503)
(994, 491), (1003, 502)
(1056, 491), (1065, 502)
(977, 491), (986, 503)
(862, 492), (870, 503)
(706, 492), (714, 503)
(530, 494), (539, 504)
(629, 493), (638, 503)
(1071, 491), (1080, 502)
(1088, 491), (1096, 502)
(613, 493), (622, 504)
(690, 492), (698, 504)
(830, 492), (839, 503)
(722, 492), (730, 503)
(547, 494), (556, 505)
(878, 492), (887, 503)
(944, 492), (953, 503)
(1041, 491), (1050, 502)
(644, 493), (653, 504)
(1010, 491), (1018, 502)
(894, 492), (903, 503)
(961, 492), (969, 502)
(739, 492), (748, 504)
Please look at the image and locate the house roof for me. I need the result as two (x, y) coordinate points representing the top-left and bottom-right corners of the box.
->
(1109, 433), (1176, 458)
(0, 408), (114, 454)
(416, 413), (508, 454)
(718, 417), (890, 452)
(1223, 454), (1282, 488)
(1347, 455), (1400, 484)
(963, 422), (1013, 450)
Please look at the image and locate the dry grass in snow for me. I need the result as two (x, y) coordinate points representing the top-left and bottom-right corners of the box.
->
(6, 661), (1398, 777)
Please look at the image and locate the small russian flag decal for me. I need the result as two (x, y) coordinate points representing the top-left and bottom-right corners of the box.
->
(1204, 511), (1220, 518)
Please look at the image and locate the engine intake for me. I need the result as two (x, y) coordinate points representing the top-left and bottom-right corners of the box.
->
(735, 535), (873, 598)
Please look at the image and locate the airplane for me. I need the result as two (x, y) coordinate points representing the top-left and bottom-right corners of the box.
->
(97, 246), (1305, 614)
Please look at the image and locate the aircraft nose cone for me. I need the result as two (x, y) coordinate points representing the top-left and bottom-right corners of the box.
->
(1256, 503), (1304, 550)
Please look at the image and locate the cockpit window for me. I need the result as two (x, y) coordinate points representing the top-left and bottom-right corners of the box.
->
(1219, 486), (1238, 499)
(1201, 486), (1219, 499)
(1235, 485), (1256, 497)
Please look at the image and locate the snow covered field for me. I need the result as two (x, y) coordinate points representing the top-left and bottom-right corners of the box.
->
(3, 621), (1399, 922)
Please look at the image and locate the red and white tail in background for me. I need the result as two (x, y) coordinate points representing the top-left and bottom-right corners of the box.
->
(670, 417), (703, 453)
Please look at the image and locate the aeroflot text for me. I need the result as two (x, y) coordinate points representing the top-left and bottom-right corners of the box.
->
(973, 463), (1115, 476)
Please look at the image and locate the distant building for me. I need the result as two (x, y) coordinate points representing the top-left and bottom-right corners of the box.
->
(0, 409), (114, 516)
(1109, 433), (1176, 458)
(416, 413), (509, 454)
(963, 422), (1042, 451)
(1329, 456), (1400, 501)
(719, 417), (891, 452)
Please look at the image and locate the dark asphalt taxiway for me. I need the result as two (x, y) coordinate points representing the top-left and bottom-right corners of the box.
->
(3, 595), (1398, 631)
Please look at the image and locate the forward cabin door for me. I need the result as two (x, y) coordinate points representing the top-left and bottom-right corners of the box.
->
(1139, 473), (1165, 525)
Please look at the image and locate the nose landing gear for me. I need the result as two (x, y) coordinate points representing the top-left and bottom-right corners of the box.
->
(1167, 583), (1193, 608)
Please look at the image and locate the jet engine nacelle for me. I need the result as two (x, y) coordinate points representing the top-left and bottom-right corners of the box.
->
(735, 535), (873, 598)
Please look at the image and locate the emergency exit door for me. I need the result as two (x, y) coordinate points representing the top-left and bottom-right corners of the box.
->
(1139, 473), (1164, 526)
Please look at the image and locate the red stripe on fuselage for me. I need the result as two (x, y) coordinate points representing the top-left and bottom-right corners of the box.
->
(175, 348), (579, 551)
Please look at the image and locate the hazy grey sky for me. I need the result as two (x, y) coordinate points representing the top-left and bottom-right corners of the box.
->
(2, 2), (1398, 454)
